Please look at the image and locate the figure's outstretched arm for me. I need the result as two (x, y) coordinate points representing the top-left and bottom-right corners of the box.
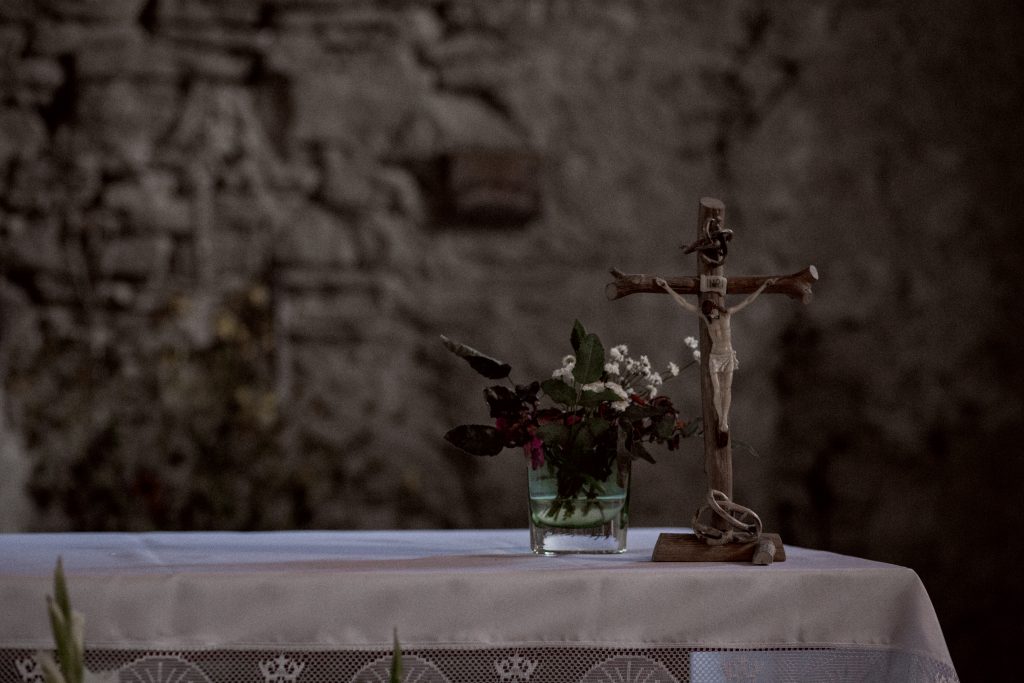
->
(655, 277), (700, 316)
(728, 278), (778, 315)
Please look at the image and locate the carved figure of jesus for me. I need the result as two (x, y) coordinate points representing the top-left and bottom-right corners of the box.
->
(653, 277), (776, 434)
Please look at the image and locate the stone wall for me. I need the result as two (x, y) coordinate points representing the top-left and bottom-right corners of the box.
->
(2, 1), (1021, 679)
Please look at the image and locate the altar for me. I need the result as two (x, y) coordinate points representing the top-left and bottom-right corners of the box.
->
(0, 529), (957, 682)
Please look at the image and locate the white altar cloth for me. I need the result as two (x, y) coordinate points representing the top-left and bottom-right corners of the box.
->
(0, 528), (957, 682)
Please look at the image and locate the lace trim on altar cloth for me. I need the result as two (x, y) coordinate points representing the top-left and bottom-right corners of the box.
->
(2, 646), (958, 683)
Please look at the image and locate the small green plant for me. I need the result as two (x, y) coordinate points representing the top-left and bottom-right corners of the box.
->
(390, 628), (402, 682)
(37, 558), (115, 683)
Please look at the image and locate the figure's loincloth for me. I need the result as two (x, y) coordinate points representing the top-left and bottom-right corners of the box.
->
(709, 349), (738, 373)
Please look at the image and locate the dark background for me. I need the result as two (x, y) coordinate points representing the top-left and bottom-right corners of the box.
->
(2, 1), (1021, 679)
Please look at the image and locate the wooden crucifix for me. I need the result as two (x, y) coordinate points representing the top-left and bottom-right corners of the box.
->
(607, 197), (818, 564)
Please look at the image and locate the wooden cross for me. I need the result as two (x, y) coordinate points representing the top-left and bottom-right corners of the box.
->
(606, 197), (818, 564)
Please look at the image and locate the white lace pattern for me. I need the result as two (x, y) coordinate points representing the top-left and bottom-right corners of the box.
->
(4, 646), (957, 683)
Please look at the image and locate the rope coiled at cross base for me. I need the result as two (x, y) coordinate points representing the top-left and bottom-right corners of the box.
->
(692, 489), (763, 545)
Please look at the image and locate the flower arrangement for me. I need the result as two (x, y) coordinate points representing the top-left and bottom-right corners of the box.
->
(443, 320), (700, 519)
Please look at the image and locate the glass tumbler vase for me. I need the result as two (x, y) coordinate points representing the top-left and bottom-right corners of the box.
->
(527, 458), (630, 554)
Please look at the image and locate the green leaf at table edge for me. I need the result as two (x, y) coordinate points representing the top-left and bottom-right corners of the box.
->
(391, 628), (402, 683)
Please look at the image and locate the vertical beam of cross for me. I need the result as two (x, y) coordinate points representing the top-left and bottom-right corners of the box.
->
(695, 197), (731, 498)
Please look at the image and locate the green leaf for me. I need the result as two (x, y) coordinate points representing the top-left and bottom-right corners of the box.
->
(485, 385), (526, 418)
(682, 417), (702, 437)
(580, 474), (606, 496)
(570, 319), (587, 354)
(53, 557), (70, 621)
(569, 422), (594, 454)
(440, 335), (511, 380)
(443, 425), (505, 456)
(734, 438), (761, 458)
(37, 654), (65, 683)
(537, 422), (568, 448)
(622, 402), (665, 421)
(657, 414), (676, 440)
(587, 417), (611, 439)
(572, 333), (605, 384)
(578, 387), (621, 407)
(390, 628), (402, 683)
(46, 597), (71, 683)
(541, 378), (577, 406)
(630, 441), (657, 464)
(68, 612), (84, 683)
(49, 557), (79, 683)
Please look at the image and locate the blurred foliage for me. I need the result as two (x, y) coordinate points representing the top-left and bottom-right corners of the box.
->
(23, 283), (293, 530)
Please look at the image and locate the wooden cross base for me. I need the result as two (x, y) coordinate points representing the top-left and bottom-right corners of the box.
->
(652, 532), (786, 565)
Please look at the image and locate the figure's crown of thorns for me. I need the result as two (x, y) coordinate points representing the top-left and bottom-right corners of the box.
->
(683, 219), (734, 265)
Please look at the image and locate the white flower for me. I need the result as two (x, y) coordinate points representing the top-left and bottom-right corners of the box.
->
(646, 385), (658, 398)
(552, 366), (574, 384)
(581, 381), (606, 393)
(611, 400), (630, 412)
(648, 372), (663, 386)
(552, 355), (577, 384)
(668, 362), (680, 377)
(604, 361), (620, 376)
(692, 349), (701, 361)
(639, 355), (652, 372)
(610, 345), (628, 361)
(605, 381), (629, 401)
